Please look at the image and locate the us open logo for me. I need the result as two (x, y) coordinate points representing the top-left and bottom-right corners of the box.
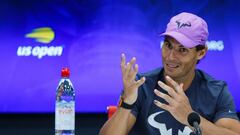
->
(17, 27), (64, 59)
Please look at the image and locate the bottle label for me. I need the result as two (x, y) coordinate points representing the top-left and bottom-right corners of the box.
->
(55, 101), (75, 130)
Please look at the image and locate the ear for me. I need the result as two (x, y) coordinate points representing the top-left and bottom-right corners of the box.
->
(197, 46), (208, 60)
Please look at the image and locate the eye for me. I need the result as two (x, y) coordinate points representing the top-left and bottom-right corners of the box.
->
(179, 47), (189, 53)
(163, 41), (173, 49)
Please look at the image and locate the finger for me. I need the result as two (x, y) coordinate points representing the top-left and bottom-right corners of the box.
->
(120, 53), (126, 74)
(129, 57), (136, 66)
(158, 81), (178, 98)
(125, 57), (136, 79)
(136, 77), (145, 87)
(129, 64), (138, 81)
(124, 62), (131, 78)
(180, 83), (184, 89)
(165, 76), (183, 93)
(154, 100), (170, 111)
(154, 89), (175, 105)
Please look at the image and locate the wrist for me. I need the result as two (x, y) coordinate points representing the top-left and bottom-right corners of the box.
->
(119, 96), (136, 109)
(121, 93), (137, 104)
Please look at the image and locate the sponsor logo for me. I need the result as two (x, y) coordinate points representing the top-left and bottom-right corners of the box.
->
(148, 111), (193, 135)
(17, 27), (63, 59)
(206, 40), (224, 51)
(175, 20), (191, 29)
(25, 27), (55, 44)
(17, 46), (63, 59)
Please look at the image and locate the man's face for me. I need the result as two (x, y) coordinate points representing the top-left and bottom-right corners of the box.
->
(161, 36), (200, 79)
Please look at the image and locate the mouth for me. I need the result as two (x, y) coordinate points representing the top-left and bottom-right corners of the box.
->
(166, 63), (180, 69)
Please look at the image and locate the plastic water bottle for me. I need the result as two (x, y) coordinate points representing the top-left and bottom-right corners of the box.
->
(55, 67), (75, 135)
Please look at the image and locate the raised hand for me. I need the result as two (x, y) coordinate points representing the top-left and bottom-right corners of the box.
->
(154, 76), (193, 126)
(120, 53), (145, 104)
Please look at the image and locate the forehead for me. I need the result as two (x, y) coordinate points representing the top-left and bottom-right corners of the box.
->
(164, 36), (185, 48)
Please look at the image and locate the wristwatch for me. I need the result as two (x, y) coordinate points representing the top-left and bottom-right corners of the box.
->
(119, 96), (135, 109)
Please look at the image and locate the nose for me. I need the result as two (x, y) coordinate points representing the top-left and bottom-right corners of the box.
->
(166, 48), (177, 61)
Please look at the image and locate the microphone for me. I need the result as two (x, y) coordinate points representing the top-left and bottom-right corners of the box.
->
(188, 112), (202, 135)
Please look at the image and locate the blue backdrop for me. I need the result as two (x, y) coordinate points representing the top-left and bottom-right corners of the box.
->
(0, 0), (239, 113)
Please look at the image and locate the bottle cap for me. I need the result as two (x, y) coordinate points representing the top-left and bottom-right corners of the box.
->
(61, 67), (70, 77)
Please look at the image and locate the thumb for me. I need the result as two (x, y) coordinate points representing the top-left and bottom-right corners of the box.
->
(136, 77), (146, 87)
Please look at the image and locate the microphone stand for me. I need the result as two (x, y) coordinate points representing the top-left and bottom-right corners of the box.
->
(188, 112), (202, 135)
(193, 122), (202, 135)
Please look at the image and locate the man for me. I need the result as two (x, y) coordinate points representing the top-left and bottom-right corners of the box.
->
(99, 12), (240, 135)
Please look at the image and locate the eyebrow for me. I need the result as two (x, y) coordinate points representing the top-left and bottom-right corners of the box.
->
(164, 38), (185, 48)
(178, 45), (186, 48)
(164, 39), (170, 43)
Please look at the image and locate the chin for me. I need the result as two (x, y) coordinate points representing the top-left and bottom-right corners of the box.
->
(164, 67), (181, 79)
(166, 72), (179, 79)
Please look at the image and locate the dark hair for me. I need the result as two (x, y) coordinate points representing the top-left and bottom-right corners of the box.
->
(195, 45), (206, 64)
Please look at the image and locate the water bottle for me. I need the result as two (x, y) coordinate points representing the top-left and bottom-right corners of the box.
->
(55, 67), (75, 135)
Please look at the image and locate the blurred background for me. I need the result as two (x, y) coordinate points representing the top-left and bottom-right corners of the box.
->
(0, 0), (239, 134)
